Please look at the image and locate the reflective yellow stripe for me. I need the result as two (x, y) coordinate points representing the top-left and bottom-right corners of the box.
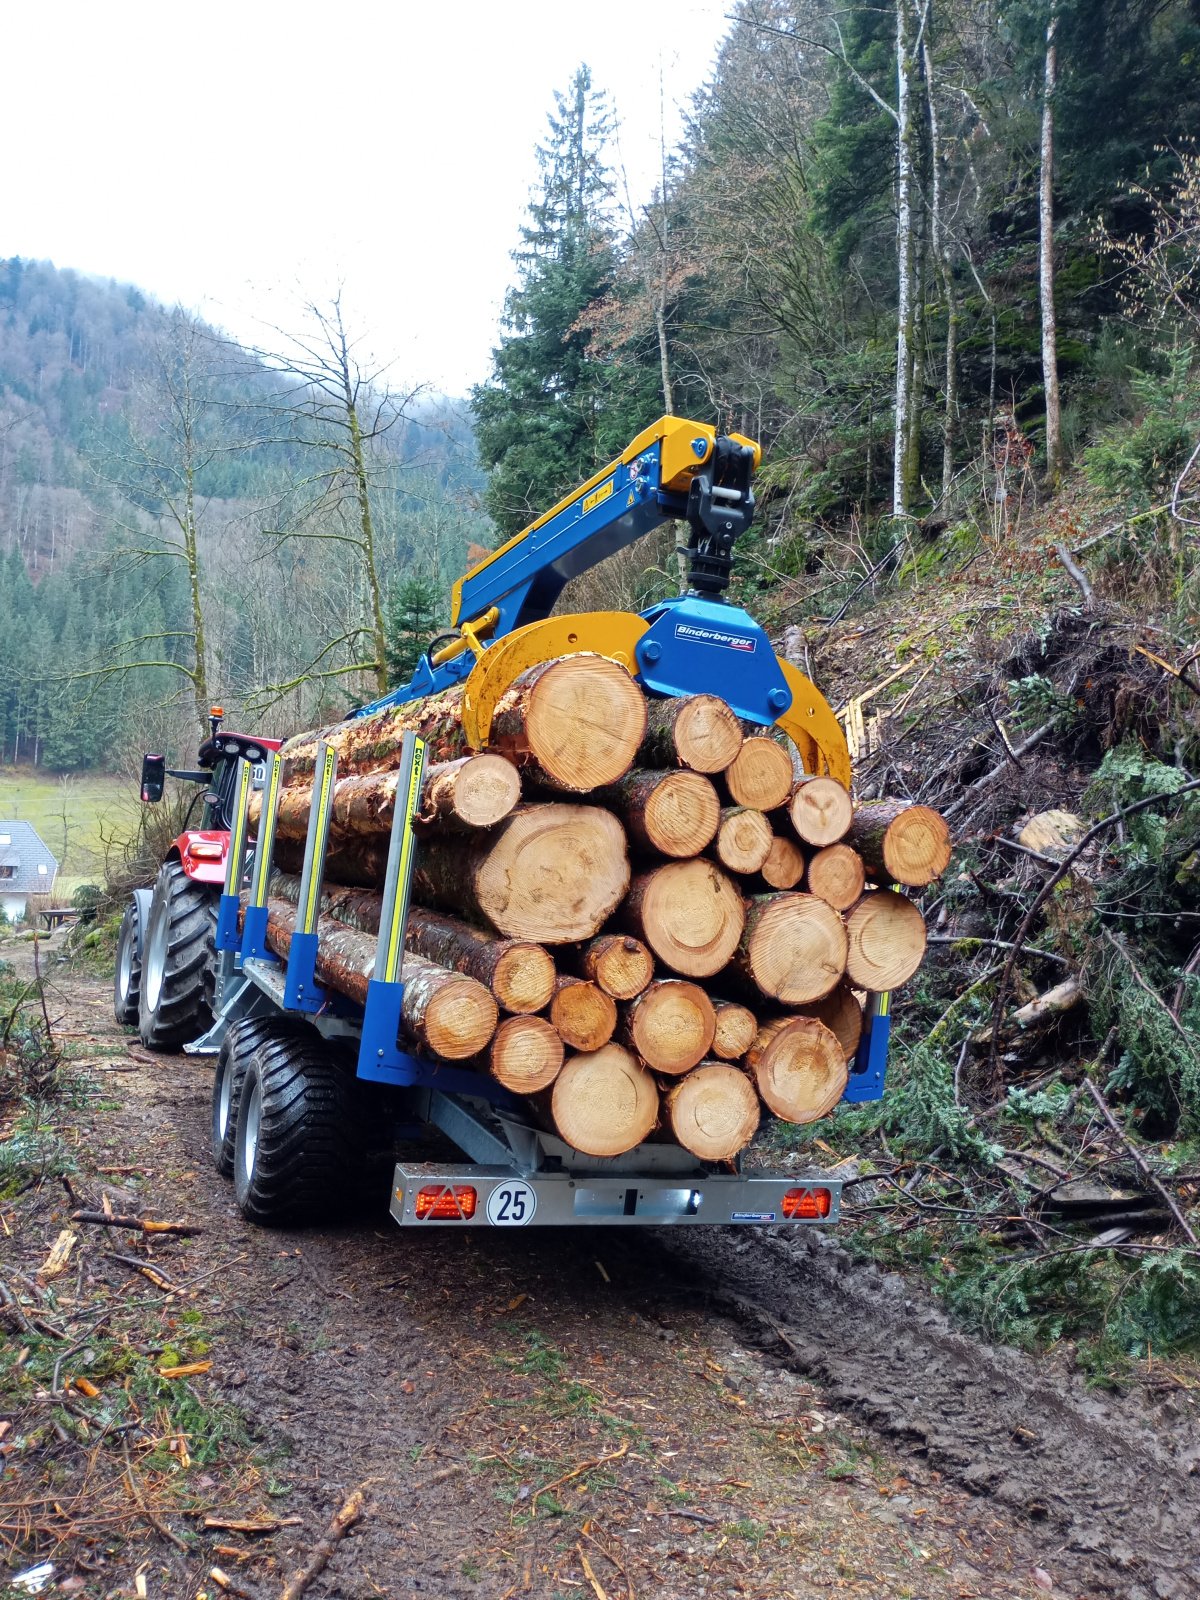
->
(877, 992), (891, 1017)
(302, 747), (336, 934)
(251, 752), (282, 907)
(226, 761), (253, 891)
(383, 737), (426, 983)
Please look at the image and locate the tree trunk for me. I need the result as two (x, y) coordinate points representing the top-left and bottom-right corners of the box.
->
(759, 835), (805, 891)
(621, 858), (745, 978)
(745, 1015), (848, 1124)
(788, 776), (854, 847)
(577, 934), (655, 1000)
(489, 655), (646, 792)
(797, 982), (864, 1062)
(710, 1001), (758, 1061)
(547, 1046), (659, 1157)
(805, 844), (866, 911)
(639, 694), (743, 774)
(892, 0), (919, 521)
(844, 890), (927, 990)
(847, 798), (951, 886)
(551, 977), (618, 1053)
(256, 897), (496, 1059)
(620, 979), (716, 1076)
(600, 768), (720, 857)
(488, 1015), (564, 1093)
(725, 737), (793, 811)
(732, 893), (848, 1006)
(710, 807), (774, 875)
(413, 803), (629, 943)
(1040, 5), (1062, 491)
(663, 1065), (760, 1161)
(268, 872), (556, 1014)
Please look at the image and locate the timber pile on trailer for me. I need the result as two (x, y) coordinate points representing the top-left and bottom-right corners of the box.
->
(247, 653), (952, 1162)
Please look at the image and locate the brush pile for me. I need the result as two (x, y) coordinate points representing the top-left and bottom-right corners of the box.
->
(248, 654), (952, 1161)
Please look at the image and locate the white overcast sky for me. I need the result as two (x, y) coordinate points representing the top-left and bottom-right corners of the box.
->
(2, 0), (735, 394)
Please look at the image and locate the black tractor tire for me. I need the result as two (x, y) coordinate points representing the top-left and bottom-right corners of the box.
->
(138, 861), (218, 1052)
(233, 1026), (365, 1227)
(113, 889), (151, 1027)
(211, 1016), (293, 1178)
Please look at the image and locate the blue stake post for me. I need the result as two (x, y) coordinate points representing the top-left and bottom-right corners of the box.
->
(214, 758), (254, 951)
(242, 749), (283, 962)
(283, 741), (337, 1012)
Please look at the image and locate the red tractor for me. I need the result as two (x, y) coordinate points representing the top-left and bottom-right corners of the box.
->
(113, 709), (281, 1051)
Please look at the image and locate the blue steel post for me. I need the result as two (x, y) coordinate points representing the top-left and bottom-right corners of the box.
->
(214, 758), (254, 951)
(844, 991), (891, 1102)
(241, 749), (283, 962)
(282, 742), (336, 1012)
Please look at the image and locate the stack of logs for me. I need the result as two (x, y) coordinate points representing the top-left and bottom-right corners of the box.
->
(247, 652), (952, 1162)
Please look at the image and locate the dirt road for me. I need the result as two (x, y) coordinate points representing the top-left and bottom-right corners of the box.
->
(3, 945), (1198, 1600)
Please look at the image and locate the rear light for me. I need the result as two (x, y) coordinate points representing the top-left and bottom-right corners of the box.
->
(188, 841), (224, 860)
(415, 1185), (477, 1221)
(782, 1186), (832, 1220)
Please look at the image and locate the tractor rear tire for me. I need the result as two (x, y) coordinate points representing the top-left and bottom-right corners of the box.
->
(138, 862), (218, 1052)
(233, 1026), (364, 1227)
(212, 1016), (292, 1178)
(113, 889), (151, 1027)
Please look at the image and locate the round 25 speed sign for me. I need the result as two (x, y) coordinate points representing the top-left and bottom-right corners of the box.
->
(486, 1181), (537, 1226)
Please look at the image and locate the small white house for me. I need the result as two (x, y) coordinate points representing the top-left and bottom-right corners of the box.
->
(0, 821), (59, 921)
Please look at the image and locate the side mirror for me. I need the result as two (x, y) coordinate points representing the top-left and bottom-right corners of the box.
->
(140, 754), (166, 803)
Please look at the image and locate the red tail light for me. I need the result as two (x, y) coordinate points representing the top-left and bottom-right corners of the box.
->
(782, 1186), (832, 1220)
(415, 1185), (477, 1220)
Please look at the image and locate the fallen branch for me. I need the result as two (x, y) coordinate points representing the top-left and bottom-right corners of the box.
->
(531, 1441), (630, 1511)
(1097, 924), (1200, 1066)
(210, 1568), (260, 1600)
(203, 1516), (303, 1535)
(123, 1440), (188, 1552)
(105, 1253), (177, 1291)
(72, 1210), (200, 1237)
(278, 1486), (366, 1600)
(1054, 542), (1094, 603)
(1083, 1079), (1199, 1247)
(942, 719), (1059, 821)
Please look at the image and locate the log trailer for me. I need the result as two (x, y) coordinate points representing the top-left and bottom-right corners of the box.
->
(119, 416), (893, 1231)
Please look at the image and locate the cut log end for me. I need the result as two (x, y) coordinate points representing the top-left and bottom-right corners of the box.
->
(623, 859), (746, 978)
(849, 799), (953, 887)
(805, 844), (866, 911)
(797, 982), (863, 1062)
(760, 835), (805, 890)
(404, 957), (500, 1061)
(844, 891), (927, 991)
(788, 777), (854, 847)
(623, 980), (716, 1076)
(641, 693), (743, 773)
(725, 736), (794, 811)
(641, 769), (721, 857)
(551, 977), (618, 1053)
(580, 934), (655, 1000)
(490, 1016), (564, 1093)
(494, 655), (647, 791)
(710, 1001), (758, 1061)
(737, 893), (848, 1005)
(713, 807), (773, 874)
(491, 944), (558, 1015)
(665, 1064), (760, 1161)
(550, 1046), (659, 1157)
(746, 1016), (848, 1124)
(418, 753), (522, 830)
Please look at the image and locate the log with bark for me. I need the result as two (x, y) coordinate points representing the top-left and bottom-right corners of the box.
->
(787, 776), (854, 847)
(620, 979), (716, 1076)
(412, 804), (629, 943)
(548, 1046), (659, 1157)
(489, 1016), (564, 1093)
(725, 736), (794, 811)
(710, 1001), (758, 1061)
(710, 806), (773, 875)
(488, 655), (647, 791)
(577, 934), (655, 1000)
(600, 768), (720, 857)
(844, 890), (927, 990)
(663, 1064), (760, 1161)
(732, 893), (848, 1005)
(268, 873), (556, 1014)
(804, 844), (866, 911)
(745, 1016), (849, 1123)
(847, 798), (952, 887)
(621, 859), (745, 978)
(639, 694), (743, 773)
(280, 686), (471, 783)
(550, 977), (618, 1053)
(254, 898), (497, 1060)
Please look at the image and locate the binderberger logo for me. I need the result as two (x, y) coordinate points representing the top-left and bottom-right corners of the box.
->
(673, 623), (757, 652)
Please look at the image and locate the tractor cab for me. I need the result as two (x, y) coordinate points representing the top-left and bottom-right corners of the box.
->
(139, 710), (281, 832)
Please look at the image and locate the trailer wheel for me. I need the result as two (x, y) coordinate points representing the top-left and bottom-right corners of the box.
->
(138, 861), (218, 1052)
(113, 889), (151, 1026)
(211, 1016), (289, 1178)
(234, 1028), (362, 1226)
